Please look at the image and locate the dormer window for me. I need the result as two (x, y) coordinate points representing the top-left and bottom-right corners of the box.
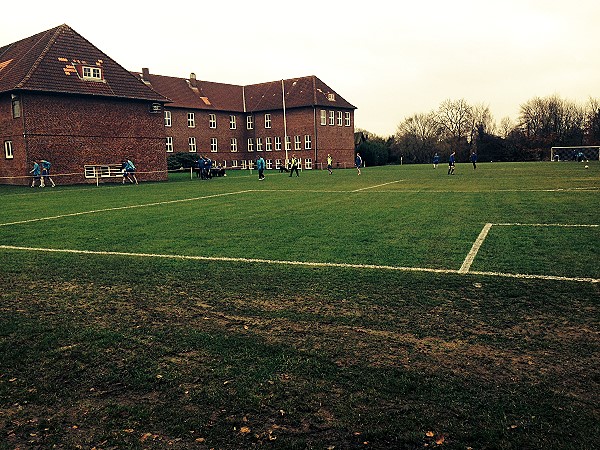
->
(327, 93), (336, 101)
(82, 66), (102, 81)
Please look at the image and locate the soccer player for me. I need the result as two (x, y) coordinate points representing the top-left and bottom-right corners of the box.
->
(122, 159), (138, 184)
(448, 151), (456, 175)
(256, 156), (265, 180)
(30, 160), (41, 187)
(433, 153), (440, 168)
(289, 154), (299, 177)
(40, 159), (56, 187)
(355, 152), (362, 175)
(470, 151), (478, 170)
(327, 154), (333, 175)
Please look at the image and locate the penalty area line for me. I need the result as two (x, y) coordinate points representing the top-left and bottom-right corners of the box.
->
(352, 180), (404, 192)
(459, 223), (493, 274)
(0, 244), (597, 283)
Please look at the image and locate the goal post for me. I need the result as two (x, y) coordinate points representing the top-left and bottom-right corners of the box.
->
(550, 146), (600, 162)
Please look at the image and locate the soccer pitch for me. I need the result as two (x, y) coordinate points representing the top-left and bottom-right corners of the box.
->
(1, 162), (598, 281)
(1, 162), (599, 449)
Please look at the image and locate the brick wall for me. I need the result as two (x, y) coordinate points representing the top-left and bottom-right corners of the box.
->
(17, 92), (167, 185)
(165, 105), (355, 170)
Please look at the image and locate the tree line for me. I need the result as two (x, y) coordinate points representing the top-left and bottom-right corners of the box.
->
(357, 95), (600, 166)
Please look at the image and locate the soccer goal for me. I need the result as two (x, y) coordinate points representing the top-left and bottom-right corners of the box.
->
(550, 146), (600, 162)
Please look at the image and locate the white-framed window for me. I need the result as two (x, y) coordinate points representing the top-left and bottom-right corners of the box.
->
(266, 159), (273, 169)
(241, 160), (248, 169)
(231, 138), (238, 152)
(285, 136), (291, 151)
(275, 159), (282, 169)
(187, 112), (195, 128)
(345, 111), (351, 127)
(230, 115), (236, 129)
(4, 140), (13, 159)
(304, 135), (312, 150)
(210, 138), (218, 152)
(327, 93), (336, 101)
(246, 115), (253, 130)
(275, 136), (282, 151)
(320, 109), (326, 126)
(11, 95), (21, 118)
(209, 114), (217, 129)
(164, 110), (172, 127)
(188, 137), (197, 152)
(82, 66), (102, 81)
(337, 111), (343, 126)
(294, 135), (301, 151)
(166, 136), (173, 153)
(247, 138), (254, 152)
(329, 110), (335, 126)
(265, 137), (272, 152)
(256, 137), (263, 152)
(265, 113), (272, 129)
(304, 158), (313, 169)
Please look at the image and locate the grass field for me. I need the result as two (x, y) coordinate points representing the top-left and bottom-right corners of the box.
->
(1, 161), (599, 449)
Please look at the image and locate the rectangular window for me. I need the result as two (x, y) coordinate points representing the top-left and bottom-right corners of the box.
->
(304, 135), (312, 150)
(337, 111), (343, 126)
(285, 135), (291, 151)
(304, 158), (312, 170)
(256, 137), (263, 152)
(265, 113), (272, 128)
(265, 137), (272, 152)
(4, 140), (13, 159)
(231, 160), (239, 168)
(164, 110), (172, 127)
(246, 115), (253, 130)
(266, 159), (273, 169)
(211, 138), (218, 152)
(231, 138), (238, 152)
(11, 95), (21, 118)
(187, 112), (195, 128)
(188, 137), (197, 152)
(209, 114), (217, 129)
(247, 138), (254, 152)
(329, 110), (335, 125)
(82, 66), (102, 80)
(166, 136), (173, 153)
(320, 109), (326, 126)
(275, 159), (282, 169)
(275, 136), (282, 151)
(345, 111), (351, 127)
(230, 115), (236, 129)
(294, 135), (301, 151)
(241, 160), (248, 170)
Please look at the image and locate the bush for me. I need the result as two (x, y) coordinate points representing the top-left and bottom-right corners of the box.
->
(167, 153), (198, 171)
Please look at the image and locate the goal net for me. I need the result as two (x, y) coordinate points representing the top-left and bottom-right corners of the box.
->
(551, 146), (600, 162)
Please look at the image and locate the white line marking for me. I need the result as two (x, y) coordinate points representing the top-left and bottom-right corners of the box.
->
(0, 190), (252, 227)
(0, 245), (597, 283)
(459, 223), (493, 274)
(352, 180), (404, 192)
(493, 223), (599, 227)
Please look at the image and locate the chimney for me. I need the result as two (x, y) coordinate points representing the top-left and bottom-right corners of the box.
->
(142, 67), (150, 79)
(190, 72), (197, 88)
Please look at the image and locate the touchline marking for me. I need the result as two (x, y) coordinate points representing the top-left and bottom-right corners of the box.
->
(352, 180), (404, 192)
(0, 245), (597, 283)
(0, 190), (252, 227)
(493, 223), (599, 227)
(459, 223), (493, 273)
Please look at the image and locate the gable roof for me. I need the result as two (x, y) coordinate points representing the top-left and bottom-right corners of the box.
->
(136, 71), (356, 113)
(0, 24), (168, 102)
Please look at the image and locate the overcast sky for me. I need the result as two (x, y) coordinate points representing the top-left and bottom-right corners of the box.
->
(2, 0), (599, 136)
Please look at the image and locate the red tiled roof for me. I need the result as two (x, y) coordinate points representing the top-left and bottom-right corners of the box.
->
(135, 71), (356, 113)
(0, 25), (168, 102)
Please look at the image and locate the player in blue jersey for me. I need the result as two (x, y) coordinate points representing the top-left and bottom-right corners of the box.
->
(30, 160), (41, 187)
(448, 151), (456, 175)
(40, 159), (56, 187)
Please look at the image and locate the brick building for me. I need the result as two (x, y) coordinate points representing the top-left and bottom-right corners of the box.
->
(0, 24), (356, 185)
(0, 25), (169, 186)
(136, 70), (356, 171)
